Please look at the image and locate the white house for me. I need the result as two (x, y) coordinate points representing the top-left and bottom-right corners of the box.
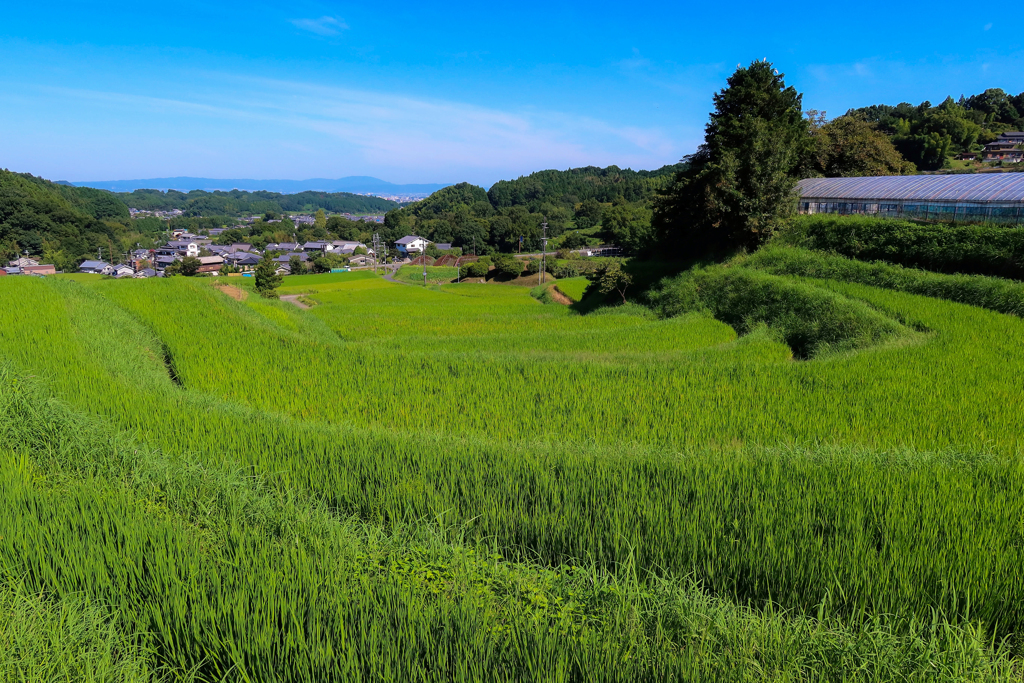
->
(395, 235), (429, 255)
(111, 264), (135, 278)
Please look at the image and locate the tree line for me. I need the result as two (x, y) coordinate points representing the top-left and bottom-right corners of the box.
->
(847, 89), (1024, 170)
(117, 188), (398, 216)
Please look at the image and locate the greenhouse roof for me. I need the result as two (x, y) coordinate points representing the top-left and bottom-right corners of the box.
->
(797, 174), (1024, 203)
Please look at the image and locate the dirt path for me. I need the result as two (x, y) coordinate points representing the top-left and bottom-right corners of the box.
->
(213, 284), (247, 301)
(280, 295), (310, 309)
(548, 286), (573, 306)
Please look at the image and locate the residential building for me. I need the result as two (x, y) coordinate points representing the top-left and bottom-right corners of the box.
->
(331, 241), (371, 255)
(196, 256), (224, 274)
(111, 264), (135, 278)
(984, 148), (1024, 163)
(157, 241), (201, 258)
(134, 268), (157, 279)
(273, 252), (309, 264)
(9, 257), (39, 268)
(154, 255), (179, 271)
(303, 241), (334, 253)
(395, 235), (429, 255)
(265, 242), (299, 252)
(79, 260), (114, 275)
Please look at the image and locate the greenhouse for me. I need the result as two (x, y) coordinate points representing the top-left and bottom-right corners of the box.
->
(796, 174), (1024, 224)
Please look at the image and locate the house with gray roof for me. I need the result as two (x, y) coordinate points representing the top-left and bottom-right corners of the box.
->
(395, 235), (428, 255)
(79, 260), (114, 275)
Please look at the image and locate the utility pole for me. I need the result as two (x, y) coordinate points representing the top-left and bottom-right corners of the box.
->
(372, 233), (382, 274)
(421, 240), (426, 286)
(540, 221), (548, 285)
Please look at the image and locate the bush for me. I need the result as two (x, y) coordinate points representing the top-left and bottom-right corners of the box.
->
(561, 232), (588, 250)
(524, 258), (541, 275)
(493, 254), (523, 278)
(463, 261), (489, 278)
(778, 215), (1024, 279)
(651, 265), (909, 358)
(741, 246), (1024, 318)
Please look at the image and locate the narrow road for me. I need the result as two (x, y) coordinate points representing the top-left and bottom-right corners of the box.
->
(280, 295), (310, 309)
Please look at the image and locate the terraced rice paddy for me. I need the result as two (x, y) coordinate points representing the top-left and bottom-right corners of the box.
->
(1, 265), (1023, 680)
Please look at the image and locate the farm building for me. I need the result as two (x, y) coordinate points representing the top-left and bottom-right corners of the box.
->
(796, 174), (1024, 224)
(196, 256), (224, 274)
(22, 264), (57, 276)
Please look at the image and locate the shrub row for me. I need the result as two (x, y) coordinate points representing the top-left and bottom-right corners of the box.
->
(742, 246), (1024, 318)
(651, 265), (910, 358)
(778, 214), (1024, 279)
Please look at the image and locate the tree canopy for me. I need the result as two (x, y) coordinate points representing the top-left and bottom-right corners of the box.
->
(117, 188), (397, 216)
(0, 171), (140, 269)
(654, 60), (809, 255)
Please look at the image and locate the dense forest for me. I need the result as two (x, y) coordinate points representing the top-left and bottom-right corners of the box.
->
(0, 171), (157, 269)
(118, 188), (398, 216)
(847, 88), (1024, 170)
(382, 165), (681, 254)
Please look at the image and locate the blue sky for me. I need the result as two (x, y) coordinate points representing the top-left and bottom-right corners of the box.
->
(1, 1), (1021, 187)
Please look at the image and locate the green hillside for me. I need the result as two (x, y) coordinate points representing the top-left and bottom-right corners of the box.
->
(487, 164), (682, 210)
(0, 170), (142, 268)
(383, 165), (679, 254)
(119, 187), (398, 215)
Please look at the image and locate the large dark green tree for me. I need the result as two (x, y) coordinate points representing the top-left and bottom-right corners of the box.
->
(653, 60), (809, 255)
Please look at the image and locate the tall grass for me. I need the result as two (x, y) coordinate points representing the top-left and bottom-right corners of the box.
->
(2, 276), (1024, 647)
(0, 579), (158, 683)
(1, 367), (1020, 681)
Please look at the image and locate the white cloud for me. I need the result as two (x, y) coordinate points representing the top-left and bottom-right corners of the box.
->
(28, 75), (679, 182)
(290, 16), (348, 37)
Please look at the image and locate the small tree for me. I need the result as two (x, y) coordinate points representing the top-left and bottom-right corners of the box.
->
(494, 254), (523, 278)
(288, 254), (304, 275)
(596, 263), (633, 304)
(313, 208), (327, 232)
(254, 253), (282, 298)
(179, 256), (201, 277)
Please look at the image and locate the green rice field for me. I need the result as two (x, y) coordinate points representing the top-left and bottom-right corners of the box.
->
(2, 257), (1023, 680)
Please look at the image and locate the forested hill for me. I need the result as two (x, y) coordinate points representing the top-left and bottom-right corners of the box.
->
(118, 188), (398, 216)
(382, 165), (681, 254)
(846, 88), (1024, 170)
(0, 170), (139, 268)
(487, 164), (683, 210)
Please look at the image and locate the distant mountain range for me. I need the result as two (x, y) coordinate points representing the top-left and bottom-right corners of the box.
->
(65, 176), (452, 195)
